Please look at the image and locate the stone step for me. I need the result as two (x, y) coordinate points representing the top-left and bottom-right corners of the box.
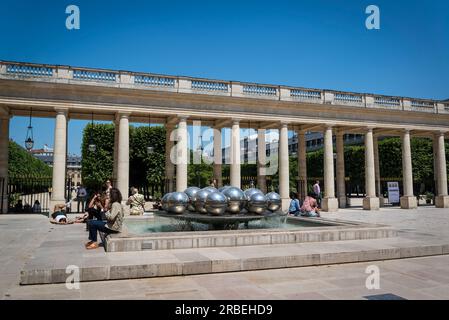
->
(20, 237), (449, 285)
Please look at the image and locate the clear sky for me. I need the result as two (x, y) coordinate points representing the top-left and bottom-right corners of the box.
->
(2, 0), (448, 155)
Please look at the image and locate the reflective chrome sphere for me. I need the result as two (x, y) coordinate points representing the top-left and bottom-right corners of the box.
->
(166, 192), (189, 214)
(244, 188), (263, 200)
(184, 187), (201, 211)
(194, 189), (212, 214)
(266, 192), (282, 212)
(218, 185), (231, 193)
(248, 192), (267, 215)
(223, 187), (246, 214)
(202, 186), (218, 193)
(161, 193), (171, 211)
(205, 192), (228, 215)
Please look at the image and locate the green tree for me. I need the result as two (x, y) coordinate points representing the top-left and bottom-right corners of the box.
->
(8, 140), (52, 176)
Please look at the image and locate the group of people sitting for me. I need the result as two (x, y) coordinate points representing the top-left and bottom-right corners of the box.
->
(288, 192), (321, 217)
(50, 179), (127, 250)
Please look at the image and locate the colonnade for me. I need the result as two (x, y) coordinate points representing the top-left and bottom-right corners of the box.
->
(1, 110), (448, 212)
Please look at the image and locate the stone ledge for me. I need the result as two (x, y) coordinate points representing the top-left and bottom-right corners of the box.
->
(20, 242), (449, 285)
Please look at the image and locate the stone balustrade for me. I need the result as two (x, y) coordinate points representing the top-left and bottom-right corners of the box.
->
(0, 60), (446, 114)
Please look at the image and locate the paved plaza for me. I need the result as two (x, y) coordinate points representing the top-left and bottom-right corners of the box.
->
(1, 206), (449, 300)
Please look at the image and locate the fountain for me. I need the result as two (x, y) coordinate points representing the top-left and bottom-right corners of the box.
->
(157, 186), (284, 230)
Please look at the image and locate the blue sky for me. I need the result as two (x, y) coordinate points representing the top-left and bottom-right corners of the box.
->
(2, 0), (448, 155)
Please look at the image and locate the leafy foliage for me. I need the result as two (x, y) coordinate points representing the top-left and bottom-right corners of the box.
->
(8, 140), (52, 176)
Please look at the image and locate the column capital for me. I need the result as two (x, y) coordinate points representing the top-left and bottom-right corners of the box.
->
(365, 127), (375, 133)
(402, 128), (412, 135)
(116, 111), (131, 119)
(54, 107), (69, 115)
(335, 128), (345, 136)
(231, 118), (242, 125)
(279, 121), (289, 129)
(324, 124), (334, 130)
(434, 130), (448, 137)
(177, 115), (189, 122)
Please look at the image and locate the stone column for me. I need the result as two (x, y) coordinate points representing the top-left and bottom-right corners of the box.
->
(322, 125), (338, 211)
(51, 108), (68, 208)
(373, 134), (384, 206)
(0, 115), (9, 213)
(435, 132), (449, 208)
(298, 130), (307, 199)
(257, 128), (267, 193)
(336, 130), (346, 208)
(213, 126), (223, 187)
(112, 116), (119, 183)
(165, 124), (175, 193)
(363, 128), (380, 210)
(400, 129), (417, 209)
(116, 112), (130, 200)
(230, 120), (241, 188)
(279, 123), (290, 211)
(176, 117), (188, 192)
(433, 135), (439, 197)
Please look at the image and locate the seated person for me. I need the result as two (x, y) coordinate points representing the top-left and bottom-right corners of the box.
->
(127, 187), (145, 215)
(288, 192), (301, 216)
(85, 188), (124, 250)
(300, 192), (320, 217)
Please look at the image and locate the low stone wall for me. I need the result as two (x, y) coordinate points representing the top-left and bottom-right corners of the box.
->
(105, 217), (397, 252)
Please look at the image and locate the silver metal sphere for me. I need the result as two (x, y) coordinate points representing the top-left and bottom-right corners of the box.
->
(205, 192), (228, 215)
(248, 192), (267, 215)
(223, 187), (246, 214)
(244, 188), (263, 200)
(266, 192), (282, 212)
(194, 189), (212, 214)
(202, 186), (218, 193)
(218, 185), (231, 193)
(184, 187), (201, 211)
(166, 192), (189, 214)
(161, 193), (171, 211)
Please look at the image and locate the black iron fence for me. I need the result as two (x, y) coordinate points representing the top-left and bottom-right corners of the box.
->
(5, 175), (52, 213)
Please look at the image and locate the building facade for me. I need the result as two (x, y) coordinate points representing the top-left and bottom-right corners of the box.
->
(0, 61), (448, 213)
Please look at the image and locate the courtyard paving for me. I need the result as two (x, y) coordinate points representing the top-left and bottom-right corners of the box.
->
(1, 206), (449, 299)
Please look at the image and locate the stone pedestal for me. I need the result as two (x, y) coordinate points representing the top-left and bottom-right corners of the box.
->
(322, 197), (339, 212)
(435, 195), (449, 208)
(363, 197), (380, 210)
(400, 196), (417, 209)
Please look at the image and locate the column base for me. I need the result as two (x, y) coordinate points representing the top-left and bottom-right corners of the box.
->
(363, 197), (380, 210)
(435, 195), (449, 208)
(400, 196), (417, 209)
(338, 196), (347, 208)
(322, 197), (339, 212)
(379, 196), (385, 207)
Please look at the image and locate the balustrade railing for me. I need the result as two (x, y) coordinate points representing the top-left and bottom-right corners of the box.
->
(334, 93), (363, 104)
(0, 61), (446, 115)
(290, 89), (321, 101)
(243, 84), (277, 96)
(411, 100), (434, 109)
(191, 80), (228, 92)
(134, 75), (175, 87)
(374, 96), (401, 108)
(73, 69), (117, 82)
(6, 64), (53, 77)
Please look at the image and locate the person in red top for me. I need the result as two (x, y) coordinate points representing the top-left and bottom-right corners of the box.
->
(300, 192), (321, 217)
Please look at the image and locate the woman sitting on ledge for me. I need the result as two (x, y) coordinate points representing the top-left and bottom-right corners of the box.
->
(85, 188), (124, 250)
(300, 192), (321, 217)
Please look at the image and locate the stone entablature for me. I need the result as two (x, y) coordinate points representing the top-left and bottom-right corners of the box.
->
(1, 60), (447, 116)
